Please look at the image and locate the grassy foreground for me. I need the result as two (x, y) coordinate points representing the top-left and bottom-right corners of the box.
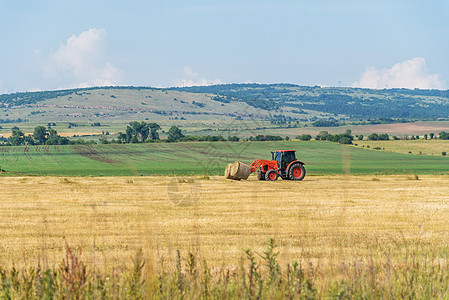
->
(1, 175), (449, 298)
(0, 140), (448, 176)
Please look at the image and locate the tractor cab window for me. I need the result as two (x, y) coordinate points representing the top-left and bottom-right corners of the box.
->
(274, 151), (282, 162)
(282, 151), (296, 164)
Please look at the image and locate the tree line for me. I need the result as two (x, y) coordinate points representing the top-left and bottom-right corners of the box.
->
(113, 121), (241, 143)
(3, 126), (70, 146)
(2, 121), (448, 147)
(315, 130), (354, 144)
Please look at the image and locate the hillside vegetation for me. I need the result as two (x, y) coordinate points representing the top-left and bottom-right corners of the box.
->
(176, 84), (449, 119)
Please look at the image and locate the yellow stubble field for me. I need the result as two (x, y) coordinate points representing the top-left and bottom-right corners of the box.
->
(1, 175), (449, 272)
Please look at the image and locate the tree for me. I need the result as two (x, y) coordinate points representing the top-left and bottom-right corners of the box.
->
(45, 128), (60, 145)
(430, 133), (435, 139)
(57, 137), (69, 145)
(128, 121), (150, 142)
(9, 128), (24, 146)
(148, 123), (161, 140)
(315, 131), (330, 141)
(125, 126), (133, 143)
(358, 134), (364, 141)
(46, 132), (68, 145)
(117, 132), (127, 143)
(167, 126), (184, 142)
(424, 134), (428, 140)
(33, 126), (48, 144)
(24, 135), (35, 145)
(124, 121), (159, 143)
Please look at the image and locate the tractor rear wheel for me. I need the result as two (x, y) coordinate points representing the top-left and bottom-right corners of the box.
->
(257, 167), (265, 180)
(265, 169), (279, 181)
(289, 164), (306, 181)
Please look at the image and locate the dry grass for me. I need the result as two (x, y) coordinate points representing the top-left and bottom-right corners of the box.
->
(1, 174), (449, 275)
(356, 139), (449, 156)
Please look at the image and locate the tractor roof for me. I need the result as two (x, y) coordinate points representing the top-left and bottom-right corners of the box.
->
(276, 150), (295, 152)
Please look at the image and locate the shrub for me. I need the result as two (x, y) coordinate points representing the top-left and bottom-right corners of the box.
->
(253, 135), (283, 141)
(297, 134), (312, 141)
(367, 133), (379, 140)
(338, 137), (353, 144)
(378, 133), (390, 140)
(439, 132), (449, 140)
(312, 120), (340, 127)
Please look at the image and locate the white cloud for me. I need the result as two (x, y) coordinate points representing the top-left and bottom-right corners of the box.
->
(41, 28), (121, 88)
(353, 57), (445, 90)
(176, 65), (222, 87)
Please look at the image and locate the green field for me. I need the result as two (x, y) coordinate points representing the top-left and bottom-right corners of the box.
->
(0, 140), (448, 176)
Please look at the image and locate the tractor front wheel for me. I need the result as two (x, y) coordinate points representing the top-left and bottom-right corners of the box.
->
(257, 167), (265, 181)
(289, 164), (306, 181)
(265, 169), (279, 181)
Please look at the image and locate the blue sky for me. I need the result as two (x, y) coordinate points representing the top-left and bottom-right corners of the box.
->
(1, 0), (448, 93)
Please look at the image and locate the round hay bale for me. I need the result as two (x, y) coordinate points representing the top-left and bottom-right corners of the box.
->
(224, 164), (233, 179)
(230, 161), (251, 180)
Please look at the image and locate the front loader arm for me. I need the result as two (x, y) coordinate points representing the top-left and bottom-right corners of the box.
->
(250, 159), (273, 173)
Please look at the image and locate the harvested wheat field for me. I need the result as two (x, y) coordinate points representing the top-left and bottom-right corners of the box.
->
(1, 174), (449, 271)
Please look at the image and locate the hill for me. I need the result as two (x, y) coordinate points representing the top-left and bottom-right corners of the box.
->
(174, 84), (449, 120)
(1, 84), (449, 139)
(1, 84), (449, 124)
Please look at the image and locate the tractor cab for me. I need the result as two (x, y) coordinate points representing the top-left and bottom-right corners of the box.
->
(272, 150), (297, 172)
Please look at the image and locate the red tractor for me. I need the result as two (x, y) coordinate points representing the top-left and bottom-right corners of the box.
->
(250, 150), (306, 181)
